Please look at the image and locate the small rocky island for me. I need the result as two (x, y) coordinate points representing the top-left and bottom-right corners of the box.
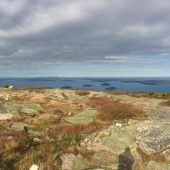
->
(0, 88), (169, 170)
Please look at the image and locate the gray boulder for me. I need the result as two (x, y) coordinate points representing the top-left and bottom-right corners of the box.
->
(19, 107), (39, 116)
(60, 153), (77, 170)
(147, 107), (170, 122)
(11, 122), (41, 137)
(136, 121), (170, 156)
(19, 104), (43, 116)
(0, 100), (43, 117)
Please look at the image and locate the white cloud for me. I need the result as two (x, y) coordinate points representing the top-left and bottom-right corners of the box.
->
(104, 56), (127, 60)
(0, 0), (26, 15)
(0, 0), (170, 75)
(0, 0), (107, 38)
(160, 53), (169, 56)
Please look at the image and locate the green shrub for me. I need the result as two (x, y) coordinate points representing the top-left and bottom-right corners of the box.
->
(4, 85), (9, 88)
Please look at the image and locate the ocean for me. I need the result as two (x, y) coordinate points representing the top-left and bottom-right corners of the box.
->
(1, 77), (170, 92)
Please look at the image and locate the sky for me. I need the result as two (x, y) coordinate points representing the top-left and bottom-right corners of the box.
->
(0, 0), (170, 77)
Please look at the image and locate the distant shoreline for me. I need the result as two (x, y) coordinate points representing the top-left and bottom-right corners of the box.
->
(1, 77), (170, 92)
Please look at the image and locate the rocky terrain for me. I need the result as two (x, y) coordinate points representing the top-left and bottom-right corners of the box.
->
(0, 88), (169, 170)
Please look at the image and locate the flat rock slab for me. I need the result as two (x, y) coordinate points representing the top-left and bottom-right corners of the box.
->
(60, 153), (90, 170)
(11, 122), (35, 131)
(80, 124), (144, 170)
(147, 107), (170, 122)
(11, 122), (41, 137)
(136, 121), (170, 156)
(0, 113), (14, 120)
(81, 124), (138, 152)
(0, 101), (43, 116)
(20, 107), (39, 115)
(65, 108), (96, 124)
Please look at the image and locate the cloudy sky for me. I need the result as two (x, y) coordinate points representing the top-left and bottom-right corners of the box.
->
(0, 0), (170, 77)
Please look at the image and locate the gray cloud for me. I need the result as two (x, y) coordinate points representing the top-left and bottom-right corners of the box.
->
(0, 0), (170, 74)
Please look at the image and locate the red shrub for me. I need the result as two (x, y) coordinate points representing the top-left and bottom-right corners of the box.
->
(97, 102), (146, 121)
(75, 90), (90, 96)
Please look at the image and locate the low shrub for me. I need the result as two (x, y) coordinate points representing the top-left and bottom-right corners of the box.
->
(86, 96), (113, 108)
(4, 85), (9, 88)
(96, 102), (146, 121)
(75, 90), (90, 96)
(48, 123), (104, 137)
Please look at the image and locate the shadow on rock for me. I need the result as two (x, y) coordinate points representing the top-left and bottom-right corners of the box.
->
(118, 147), (135, 170)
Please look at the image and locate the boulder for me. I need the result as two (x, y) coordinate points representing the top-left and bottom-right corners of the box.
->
(19, 104), (43, 116)
(60, 153), (91, 170)
(60, 153), (77, 170)
(33, 138), (42, 144)
(91, 150), (118, 169)
(0, 101), (43, 116)
(146, 107), (170, 122)
(11, 122), (35, 131)
(136, 121), (170, 156)
(19, 107), (39, 116)
(11, 122), (41, 137)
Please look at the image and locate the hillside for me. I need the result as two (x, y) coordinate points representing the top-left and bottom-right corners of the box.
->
(0, 88), (170, 170)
